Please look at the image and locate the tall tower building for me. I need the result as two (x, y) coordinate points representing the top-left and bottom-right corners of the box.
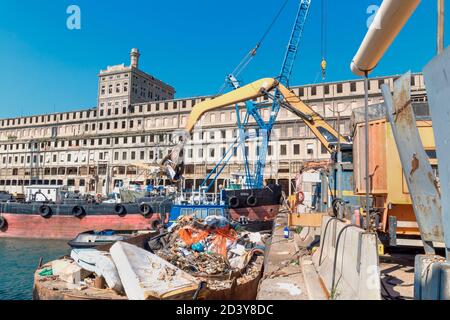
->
(97, 48), (175, 111)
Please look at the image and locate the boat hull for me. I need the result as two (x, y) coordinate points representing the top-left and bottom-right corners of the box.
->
(0, 213), (158, 240)
(225, 184), (283, 222)
(230, 204), (280, 222)
(0, 200), (172, 239)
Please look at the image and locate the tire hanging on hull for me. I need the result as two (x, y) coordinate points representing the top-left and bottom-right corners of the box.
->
(0, 216), (6, 230)
(72, 206), (86, 218)
(228, 196), (240, 209)
(39, 205), (53, 218)
(114, 204), (127, 216)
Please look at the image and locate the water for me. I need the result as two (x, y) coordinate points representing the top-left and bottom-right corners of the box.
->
(0, 238), (69, 300)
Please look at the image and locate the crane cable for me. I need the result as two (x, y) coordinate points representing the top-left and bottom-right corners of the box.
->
(217, 0), (291, 94)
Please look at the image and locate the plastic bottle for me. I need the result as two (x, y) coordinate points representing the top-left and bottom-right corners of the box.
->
(283, 227), (290, 239)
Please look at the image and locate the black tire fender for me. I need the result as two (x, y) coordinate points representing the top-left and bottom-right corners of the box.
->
(140, 203), (153, 217)
(228, 196), (240, 209)
(115, 204), (126, 216)
(72, 205), (86, 218)
(0, 216), (7, 230)
(39, 205), (53, 218)
(246, 195), (257, 207)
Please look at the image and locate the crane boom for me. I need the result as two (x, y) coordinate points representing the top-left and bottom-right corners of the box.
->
(162, 77), (349, 181)
(279, 0), (311, 86)
(225, 0), (312, 188)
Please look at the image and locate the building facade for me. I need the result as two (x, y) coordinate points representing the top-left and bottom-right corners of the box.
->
(0, 49), (427, 196)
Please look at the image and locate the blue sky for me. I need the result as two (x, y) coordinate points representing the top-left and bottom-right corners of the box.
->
(0, 0), (446, 118)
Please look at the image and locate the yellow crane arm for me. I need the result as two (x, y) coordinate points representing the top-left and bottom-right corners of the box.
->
(183, 77), (346, 152)
(277, 84), (348, 152)
(184, 78), (278, 133)
(163, 77), (348, 180)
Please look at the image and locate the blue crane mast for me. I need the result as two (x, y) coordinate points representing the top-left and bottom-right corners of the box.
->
(200, 0), (311, 192)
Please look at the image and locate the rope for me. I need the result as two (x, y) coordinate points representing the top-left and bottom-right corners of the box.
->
(217, 0), (291, 95)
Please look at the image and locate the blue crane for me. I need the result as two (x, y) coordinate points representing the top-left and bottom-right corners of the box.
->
(203, 0), (312, 191)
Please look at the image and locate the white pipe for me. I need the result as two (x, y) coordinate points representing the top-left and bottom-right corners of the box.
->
(351, 0), (421, 76)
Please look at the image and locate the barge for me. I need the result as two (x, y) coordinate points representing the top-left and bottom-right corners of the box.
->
(0, 192), (173, 239)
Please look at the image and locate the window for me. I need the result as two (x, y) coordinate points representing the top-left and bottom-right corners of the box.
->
(350, 82), (357, 92)
(209, 148), (215, 158)
(268, 145), (273, 156)
(122, 152), (127, 160)
(311, 86), (317, 96)
(324, 85), (330, 95)
(131, 151), (136, 160)
(293, 144), (300, 155)
(140, 151), (145, 160)
(337, 83), (343, 93)
(280, 145), (287, 156)
(307, 143), (314, 155)
(198, 149), (203, 158)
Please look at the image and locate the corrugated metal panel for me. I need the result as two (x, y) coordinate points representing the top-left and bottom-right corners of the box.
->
(353, 120), (388, 195)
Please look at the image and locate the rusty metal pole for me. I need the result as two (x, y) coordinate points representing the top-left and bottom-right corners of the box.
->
(438, 0), (445, 54)
(364, 73), (370, 231)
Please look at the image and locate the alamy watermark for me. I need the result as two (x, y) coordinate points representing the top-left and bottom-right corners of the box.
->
(367, 4), (381, 30)
(66, 5), (81, 30)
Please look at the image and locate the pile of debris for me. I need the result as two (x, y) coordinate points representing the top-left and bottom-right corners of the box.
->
(150, 215), (268, 278)
(35, 215), (270, 300)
